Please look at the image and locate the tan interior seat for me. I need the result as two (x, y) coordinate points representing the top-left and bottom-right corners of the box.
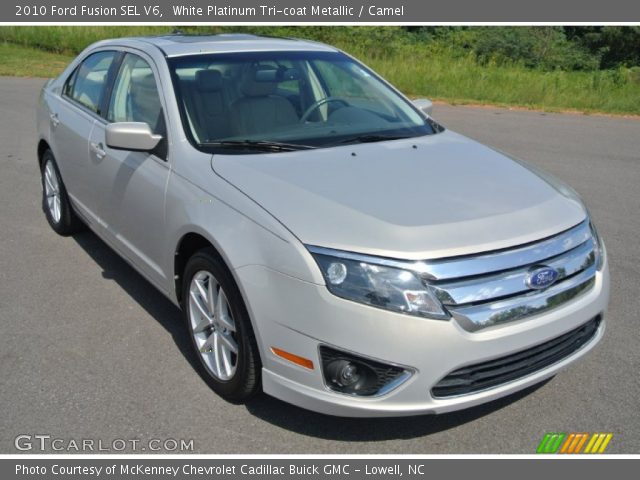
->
(180, 69), (232, 142)
(230, 65), (298, 137)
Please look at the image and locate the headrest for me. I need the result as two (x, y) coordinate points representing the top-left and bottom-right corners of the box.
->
(130, 74), (159, 105)
(255, 67), (301, 82)
(196, 69), (223, 92)
(131, 73), (157, 91)
(130, 74), (161, 125)
(240, 65), (278, 97)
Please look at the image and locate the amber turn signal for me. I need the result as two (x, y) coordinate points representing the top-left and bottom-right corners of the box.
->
(271, 347), (314, 370)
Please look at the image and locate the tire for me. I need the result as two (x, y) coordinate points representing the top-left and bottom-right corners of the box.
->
(182, 248), (261, 401)
(40, 149), (84, 236)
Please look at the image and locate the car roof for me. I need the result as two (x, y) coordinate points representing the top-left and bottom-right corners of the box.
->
(103, 34), (339, 57)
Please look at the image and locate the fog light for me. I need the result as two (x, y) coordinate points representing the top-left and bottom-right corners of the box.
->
(320, 346), (411, 396)
(326, 360), (360, 387)
(340, 363), (359, 385)
(325, 358), (374, 393)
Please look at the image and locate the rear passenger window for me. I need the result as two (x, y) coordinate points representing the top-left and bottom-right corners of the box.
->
(64, 51), (116, 114)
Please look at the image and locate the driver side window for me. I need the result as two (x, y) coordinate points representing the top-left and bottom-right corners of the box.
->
(107, 53), (167, 159)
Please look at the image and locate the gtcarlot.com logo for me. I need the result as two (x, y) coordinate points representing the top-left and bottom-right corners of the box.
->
(14, 435), (194, 452)
(536, 432), (613, 454)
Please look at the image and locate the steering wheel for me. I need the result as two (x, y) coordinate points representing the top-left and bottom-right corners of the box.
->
(300, 97), (350, 123)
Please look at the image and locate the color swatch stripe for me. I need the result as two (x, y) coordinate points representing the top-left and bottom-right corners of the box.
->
(573, 433), (589, 453)
(597, 434), (613, 453)
(538, 432), (612, 454)
(583, 433), (599, 453)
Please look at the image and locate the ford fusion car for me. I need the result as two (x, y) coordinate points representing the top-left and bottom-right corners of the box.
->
(36, 34), (609, 417)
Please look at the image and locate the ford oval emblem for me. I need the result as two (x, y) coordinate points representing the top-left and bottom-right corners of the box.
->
(526, 266), (559, 290)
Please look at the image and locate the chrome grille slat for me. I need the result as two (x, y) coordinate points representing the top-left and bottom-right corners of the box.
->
(432, 237), (595, 306)
(448, 265), (596, 331)
(420, 220), (592, 281)
(414, 219), (600, 331)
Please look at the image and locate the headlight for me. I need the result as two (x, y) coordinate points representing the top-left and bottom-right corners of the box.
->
(309, 247), (448, 319)
(589, 220), (605, 270)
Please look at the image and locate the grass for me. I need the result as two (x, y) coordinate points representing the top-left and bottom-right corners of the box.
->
(0, 26), (172, 55)
(359, 48), (640, 115)
(1, 26), (638, 115)
(0, 42), (72, 78)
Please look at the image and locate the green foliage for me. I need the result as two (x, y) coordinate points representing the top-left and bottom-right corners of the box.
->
(0, 26), (637, 71)
(0, 26), (638, 115)
(566, 26), (640, 69)
(471, 27), (599, 70)
(0, 26), (173, 54)
(356, 45), (639, 114)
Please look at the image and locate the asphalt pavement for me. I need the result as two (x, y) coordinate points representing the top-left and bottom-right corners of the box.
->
(1, 77), (639, 454)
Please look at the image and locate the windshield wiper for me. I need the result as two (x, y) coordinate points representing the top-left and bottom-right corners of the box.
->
(333, 134), (413, 146)
(200, 140), (316, 152)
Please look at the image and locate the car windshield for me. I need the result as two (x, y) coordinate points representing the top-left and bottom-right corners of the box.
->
(168, 50), (442, 153)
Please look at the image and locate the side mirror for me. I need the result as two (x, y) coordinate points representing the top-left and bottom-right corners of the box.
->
(105, 122), (162, 152)
(413, 98), (433, 117)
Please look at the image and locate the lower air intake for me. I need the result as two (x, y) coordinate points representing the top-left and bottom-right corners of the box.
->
(432, 315), (601, 398)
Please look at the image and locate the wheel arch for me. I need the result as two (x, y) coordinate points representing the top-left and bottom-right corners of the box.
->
(37, 139), (51, 168)
(173, 230), (268, 363)
(173, 231), (243, 309)
(175, 232), (216, 305)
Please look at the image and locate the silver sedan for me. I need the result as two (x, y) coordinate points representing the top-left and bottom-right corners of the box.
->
(36, 34), (609, 417)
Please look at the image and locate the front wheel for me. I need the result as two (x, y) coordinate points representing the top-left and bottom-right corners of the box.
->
(182, 248), (261, 401)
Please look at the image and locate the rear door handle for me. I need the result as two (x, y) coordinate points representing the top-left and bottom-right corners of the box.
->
(49, 113), (60, 127)
(90, 142), (106, 160)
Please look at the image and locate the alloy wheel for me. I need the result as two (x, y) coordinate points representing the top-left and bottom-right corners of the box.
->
(43, 160), (61, 223)
(188, 270), (239, 381)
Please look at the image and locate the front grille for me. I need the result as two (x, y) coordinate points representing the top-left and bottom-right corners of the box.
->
(426, 220), (599, 331)
(431, 315), (601, 398)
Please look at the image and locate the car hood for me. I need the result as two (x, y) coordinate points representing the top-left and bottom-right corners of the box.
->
(211, 130), (587, 260)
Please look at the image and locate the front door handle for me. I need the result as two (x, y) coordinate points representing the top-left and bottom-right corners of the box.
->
(49, 112), (60, 127)
(90, 142), (106, 160)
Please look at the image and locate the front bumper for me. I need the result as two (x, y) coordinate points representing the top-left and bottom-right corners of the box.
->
(235, 256), (609, 417)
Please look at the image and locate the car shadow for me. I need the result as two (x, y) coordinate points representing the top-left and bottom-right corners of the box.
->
(71, 230), (199, 372)
(72, 229), (553, 441)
